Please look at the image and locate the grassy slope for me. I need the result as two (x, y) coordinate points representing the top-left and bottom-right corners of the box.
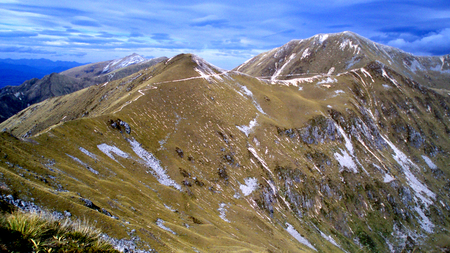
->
(0, 54), (449, 252)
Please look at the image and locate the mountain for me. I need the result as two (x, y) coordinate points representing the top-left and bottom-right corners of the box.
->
(0, 34), (450, 252)
(0, 54), (167, 123)
(60, 53), (160, 79)
(0, 58), (84, 88)
(236, 31), (450, 91)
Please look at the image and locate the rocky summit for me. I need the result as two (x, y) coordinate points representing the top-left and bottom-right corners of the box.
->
(1, 32), (450, 252)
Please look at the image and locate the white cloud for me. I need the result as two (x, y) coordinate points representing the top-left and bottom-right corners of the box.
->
(388, 28), (450, 55)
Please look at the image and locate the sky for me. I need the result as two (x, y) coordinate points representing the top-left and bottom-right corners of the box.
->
(0, 0), (449, 70)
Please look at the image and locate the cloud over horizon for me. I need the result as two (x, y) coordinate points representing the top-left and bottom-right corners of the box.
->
(0, 0), (449, 69)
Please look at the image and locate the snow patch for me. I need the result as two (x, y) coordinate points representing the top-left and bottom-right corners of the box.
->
(66, 154), (99, 175)
(360, 68), (374, 82)
(79, 147), (98, 160)
(97, 144), (129, 162)
(334, 125), (359, 173)
(272, 53), (296, 81)
(286, 223), (317, 251)
(339, 38), (360, 54)
(218, 203), (230, 223)
(407, 59), (424, 72)
(334, 150), (358, 173)
(422, 155), (437, 170)
(236, 118), (258, 137)
(414, 206), (434, 233)
(238, 85), (266, 114)
(128, 139), (181, 190)
(317, 77), (337, 85)
(317, 34), (328, 44)
(164, 204), (176, 212)
(382, 68), (400, 87)
(240, 177), (258, 196)
(310, 223), (341, 250)
(327, 67), (335, 75)
(156, 219), (176, 235)
(383, 173), (395, 183)
(382, 136), (435, 206)
(301, 48), (310, 59)
(102, 53), (148, 73)
(193, 55), (224, 83)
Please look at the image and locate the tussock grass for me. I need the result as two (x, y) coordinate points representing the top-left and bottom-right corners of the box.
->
(0, 210), (118, 252)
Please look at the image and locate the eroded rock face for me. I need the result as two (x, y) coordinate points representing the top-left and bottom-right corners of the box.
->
(109, 119), (131, 134)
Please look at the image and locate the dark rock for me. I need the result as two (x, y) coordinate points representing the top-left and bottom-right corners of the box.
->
(175, 147), (184, 158)
(218, 167), (228, 181)
(80, 198), (101, 211)
(179, 168), (190, 177)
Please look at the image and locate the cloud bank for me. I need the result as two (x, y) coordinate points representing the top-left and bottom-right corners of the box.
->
(0, 0), (448, 69)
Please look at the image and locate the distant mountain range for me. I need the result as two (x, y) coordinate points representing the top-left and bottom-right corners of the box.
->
(0, 32), (450, 252)
(0, 58), (85, 88)
(236, 31), (450, 90)
(0, 54), (167, 123)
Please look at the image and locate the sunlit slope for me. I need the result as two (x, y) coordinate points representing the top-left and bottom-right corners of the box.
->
(1, 53), (450, 252)
(236, 31), (450, 90)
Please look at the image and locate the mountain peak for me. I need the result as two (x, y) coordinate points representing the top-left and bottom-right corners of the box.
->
(101, 53), (149, 74)
(235, 31), (450, 88)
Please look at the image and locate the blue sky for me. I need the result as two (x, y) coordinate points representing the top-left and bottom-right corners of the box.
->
(0, 0), (449, 69)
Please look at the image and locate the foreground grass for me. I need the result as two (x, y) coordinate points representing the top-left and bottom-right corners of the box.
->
(0, 210), (119, 252)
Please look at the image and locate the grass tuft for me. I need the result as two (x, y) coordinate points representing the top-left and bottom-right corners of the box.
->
(0, 210), (118, 252)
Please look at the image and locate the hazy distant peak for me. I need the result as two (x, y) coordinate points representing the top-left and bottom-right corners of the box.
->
(101, 53), (149, 74)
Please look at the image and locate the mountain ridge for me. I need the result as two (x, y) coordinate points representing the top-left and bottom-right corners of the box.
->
(0, 54), (167, 123)
(0, 34), (450, 252)
(236, 31), (450, 90)
(0, 58), (85, 88)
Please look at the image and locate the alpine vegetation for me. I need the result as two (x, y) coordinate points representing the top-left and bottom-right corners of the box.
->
(0, 32), (449, 252)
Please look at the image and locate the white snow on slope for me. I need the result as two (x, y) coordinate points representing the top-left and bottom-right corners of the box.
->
(334, 125), (359, 173)
(414, 206), (435, 233)
(317, 34), (328, 44)
(339, 38), (360, 54)
(240, 177), (258, 196)
(317, 77), (337, 85)
(286, 223), (317, 251)
(407, 59), (424, 72)
(218, 203), (230, 223)
(381, 136), (435, 206)
(102, 53), (148, 73)
(97, 144), (129, 162)
(238, 85), (266, 114)
(156, 219), (176, 235)
(360, 68), (374, 82)
(272, 53), (296, 81)
(382, 68), (400, 87)
(236, 117), (258, 137)
(383, 173), (395, 183)
(334, 150), (358, 173)
(310, 223), (342, 250)
(301, 48), (311, 59)
(422, 155), (437, 170)
(79, 147), (98, 160)
(193, 55), (224, 83)
(128, 139), (181, 190)
(66, 154), (99, 175)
